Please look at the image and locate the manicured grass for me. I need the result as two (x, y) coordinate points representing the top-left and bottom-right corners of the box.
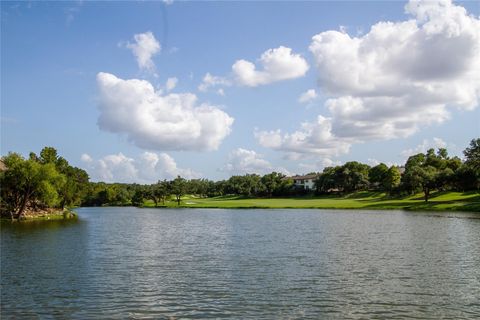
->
(143, 191), (480, 212)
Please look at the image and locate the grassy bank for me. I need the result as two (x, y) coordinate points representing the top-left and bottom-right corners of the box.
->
(143, 191), (480, 212)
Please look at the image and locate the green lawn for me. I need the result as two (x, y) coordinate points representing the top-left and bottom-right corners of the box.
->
(143, 191), (480, 212)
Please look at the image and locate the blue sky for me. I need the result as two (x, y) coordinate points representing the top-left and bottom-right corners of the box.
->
(2, 0), (479, 182)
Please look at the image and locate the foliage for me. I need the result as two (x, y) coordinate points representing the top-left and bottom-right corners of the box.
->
(1, 140), (479, 214)
(1, 153), (64, 218)
(170, 176), (187, 205)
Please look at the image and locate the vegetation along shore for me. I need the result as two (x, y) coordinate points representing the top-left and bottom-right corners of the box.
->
(1, 139), (479, 219)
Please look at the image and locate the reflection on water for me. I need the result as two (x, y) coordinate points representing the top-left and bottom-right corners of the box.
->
(1, 208), (480, 319)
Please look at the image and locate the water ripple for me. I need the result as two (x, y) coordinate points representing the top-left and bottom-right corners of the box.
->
(2, 208), (480, 319)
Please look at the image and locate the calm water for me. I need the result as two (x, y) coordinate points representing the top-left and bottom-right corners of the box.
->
(1, 208), (480, 319)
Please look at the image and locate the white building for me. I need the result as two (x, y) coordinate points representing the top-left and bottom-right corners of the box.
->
(291, 174), (319, 190)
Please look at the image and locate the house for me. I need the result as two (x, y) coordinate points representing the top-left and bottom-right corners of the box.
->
(291, 173), (319, 190)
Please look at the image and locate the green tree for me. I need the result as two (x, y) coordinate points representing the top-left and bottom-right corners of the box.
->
(338, 162), (370, 193)
(261, 172), (287, 197)
(170, 176), (187, 205)
(383, 166), (401, 192)
(464, 138), (480, 170)
(458, 138), (480, 190)
(131, 188), (145, 207)
(1, 153), (64, 219)
(369, 163), (389, 189)
(403, 161), (438, 202)
(315, 167), (337, 193)
(33, 147), (90, 209)
(148, 180), (170, 206)
(59, 166), (89, 209)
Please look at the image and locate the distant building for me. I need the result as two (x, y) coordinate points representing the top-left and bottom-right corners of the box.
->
(291, 173), (319, 190)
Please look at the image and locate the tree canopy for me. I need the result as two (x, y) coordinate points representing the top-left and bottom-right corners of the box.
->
(1, 139), (478, 214)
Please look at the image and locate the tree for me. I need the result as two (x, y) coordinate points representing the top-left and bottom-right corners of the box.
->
(39, 146), (59, 165)
(403, 163), (438, 202)
(464, 138), (480, 170)
(461, 138), (480, 190)
(131, 188), (145, 207)
(170, 176), (186, 205)
(1, 153), (64, 219)
(337, 162), (370, 193)
(59, 166), (89, 209)
(147, 180), (170, 206)
(34, 147), (90, 209)
(383, 166), (401, 192)
(315, 167), (337, 193)
(369, 163), (389, 189)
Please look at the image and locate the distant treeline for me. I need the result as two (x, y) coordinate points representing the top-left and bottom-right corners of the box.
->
(1, 139), (479, 218)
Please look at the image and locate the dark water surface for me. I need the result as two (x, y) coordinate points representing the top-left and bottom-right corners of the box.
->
(1, 208), (480, 319)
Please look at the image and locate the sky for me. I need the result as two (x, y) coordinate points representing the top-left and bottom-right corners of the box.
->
(1, 0), (479, 183)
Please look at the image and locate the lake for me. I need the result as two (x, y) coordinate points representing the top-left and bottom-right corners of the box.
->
(1, 207), (480, 319)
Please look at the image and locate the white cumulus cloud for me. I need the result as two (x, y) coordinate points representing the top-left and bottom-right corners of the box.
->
(96, 72), (234, 152)
(199, 46), (309, 93)
(223, 148), (290, 175)
(255, 116), (352, 159)
(298, 89), (318, 104)
(126, 31), (161, 72)
(232, 46), (309, 87)
(81, 152), (200, 184)
(257, 0), (480, 159)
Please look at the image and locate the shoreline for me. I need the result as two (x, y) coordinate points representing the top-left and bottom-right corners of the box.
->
(0, 209), (78, 222)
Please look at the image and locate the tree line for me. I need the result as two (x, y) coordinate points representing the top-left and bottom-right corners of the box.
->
(1, 139), (479, 216)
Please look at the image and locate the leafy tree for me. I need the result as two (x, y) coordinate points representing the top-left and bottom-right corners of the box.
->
(369, 163), (389, 189)
(260, 172), (288, 197)
(147, 180), (170, 206)
(170, 176), (187, 205)
(39, 146), (59, 165)
(402, 153), (440, 202)
(131, 188), (145, 207)
(33, 147), (90, 209)
(1, 153), (64, 219)
(383, 166), (401, 192)
(315, 167), (337, 193)
(59, 166), (89, 209)
(464, 138), (480, 170)
(338, 162), (370, 193)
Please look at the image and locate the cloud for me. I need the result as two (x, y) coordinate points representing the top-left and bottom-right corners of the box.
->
(255, 115), (352, 159)
(165, 77), (178, 92)
(232, 46), (309, 87)
(298, 89), (318, 104)
(126, 31), (161, 72)
(257, 0), (479, 158)
(96, 72), (234, 152)
(223, 148), (290, 175)
(400, 137), (447, 158)
(298, 157), (341, 173)
(198, 73), (231, 92)
(80, 152), (200, 184)
(80, 153), (93, 163)
(199, 46), (309, 92)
